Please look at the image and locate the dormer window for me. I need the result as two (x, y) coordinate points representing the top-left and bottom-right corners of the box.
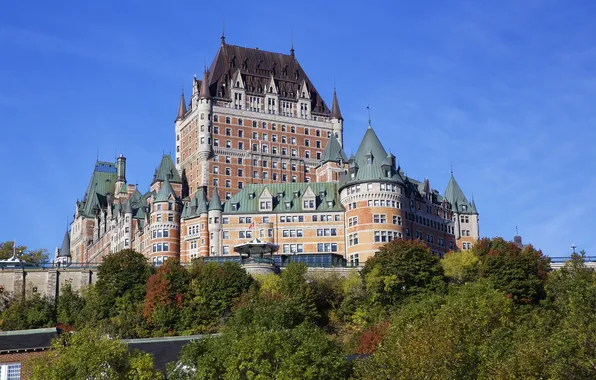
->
(285, 202), (291, 209)
(232, 203), (238, 211)
(327, 201), (333, 207)
(248, 193), (255, 199)
(293, 191), (300, 198)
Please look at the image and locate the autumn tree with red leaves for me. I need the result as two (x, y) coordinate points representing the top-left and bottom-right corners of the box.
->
(143, 259), (190, 335)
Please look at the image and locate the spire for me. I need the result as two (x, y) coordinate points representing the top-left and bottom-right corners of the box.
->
(176, 89), (187, 120)
(58, 230), (71, 257)
(208, 188), (224, 211)
(199, 70), (211, 100)
(221, 21), (226, 46)
(330, 87), (343, 120)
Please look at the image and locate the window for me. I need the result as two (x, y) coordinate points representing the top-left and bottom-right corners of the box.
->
(373, 214), (386, 223)
(348, 233), (359, 246)
(225, 117), (231, 124)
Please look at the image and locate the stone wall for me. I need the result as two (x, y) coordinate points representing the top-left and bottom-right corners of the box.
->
(0, 268), (97, 300)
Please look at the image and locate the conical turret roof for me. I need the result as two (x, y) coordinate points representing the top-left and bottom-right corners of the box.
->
(176, 90), (187, 120)
(330, 88), (343, 120)
(199, 70), (211, 100)
(58, 230), (71, 257)
(123, 199), (133, 214)
(152, 154), (181, 184)
(208, 188), (224, 211)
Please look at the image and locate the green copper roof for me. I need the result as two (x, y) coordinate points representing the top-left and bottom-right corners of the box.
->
(321, 133), (348, 164)
(152, 154), (181, 184)
(444, 173), (477, 214)
(340, 126), (403, 189)
(155, 178), (178, 202)
(58, 230), (70, 257)
(182, 187), (209, 219)
(223, 182), (344, 214)
(80, 161), (118, 217)
(208, 188), (224, 211)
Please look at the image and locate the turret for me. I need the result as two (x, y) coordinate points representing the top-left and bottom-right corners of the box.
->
(151, 177), (182, 263)
(56, 229), (71, 265)
(197, 70), (213, 178)
(330, 87), (344, 145)
(123, 199), (133, 249)
(444, 170), (480, 250)
(208, 188), (224, 256)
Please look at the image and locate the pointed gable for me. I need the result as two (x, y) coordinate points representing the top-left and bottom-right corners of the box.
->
(321, 133), (348, 164)
(232, 69), (244, 89)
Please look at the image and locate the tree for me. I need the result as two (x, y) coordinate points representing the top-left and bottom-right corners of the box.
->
(0, 241), (48, 264)
(56, 283), (84, 327)
(352, 281), (515, 380)
(473, 238), (551, 304)
(179, 261), (253, 332)
(169, 323), (347, 380)
(0, 293), (56, 330)
(361, 239), (446, 307)
(441, 249), (479, 284)
(95, 249), (152, 319)
(30, 329), (163, 379)
(143, 259), (190, 335)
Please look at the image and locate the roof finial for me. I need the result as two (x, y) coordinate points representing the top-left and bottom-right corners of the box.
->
(516, 225), (519, 236)
(450, 164), (453, 176)
(290, 30), (295, 57)
(367, 105), (371, 128)
(221, 21), (226, 45)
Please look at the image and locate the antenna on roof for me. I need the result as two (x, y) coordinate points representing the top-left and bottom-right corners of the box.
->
(367, 105), (371, 127)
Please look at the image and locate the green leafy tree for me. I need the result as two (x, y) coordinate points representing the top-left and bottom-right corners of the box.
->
(0, 241), (49, 264)
(542, 252), (596, 379)
(169, 323), (347, 380)
(56, 283), (84, 327)
(361, 239), (446, 307)
(352, 281), (515, 380)
(441, 249), (479, 283)
(30, 329), (163, 379)
(95, 249), (152, 319)
(179, 261), (253, 332)
(473, 238), (551, 304)
(0, 293), (56, 330)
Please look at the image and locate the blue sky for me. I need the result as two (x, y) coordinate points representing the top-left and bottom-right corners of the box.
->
(1, 0), (595, 258)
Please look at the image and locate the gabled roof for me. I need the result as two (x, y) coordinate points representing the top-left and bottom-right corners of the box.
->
(154, 178), (178, 203)
(203, 43), (330, 115)
(223, 182), (344, 214)
(444, 172), (477, 214)
(79, 161), (118, 217)
(208, 188), (224, 211)
(321, 133), (348, 164)
(58, 230), (70, 257)
(152, 154), (181, 184)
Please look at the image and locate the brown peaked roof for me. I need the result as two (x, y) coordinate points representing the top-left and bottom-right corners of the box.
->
(203, 43), (330, 115)
(331, 88), (342, 120)
(199, 70), (211, 100)
(176, 90), (187, 120)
